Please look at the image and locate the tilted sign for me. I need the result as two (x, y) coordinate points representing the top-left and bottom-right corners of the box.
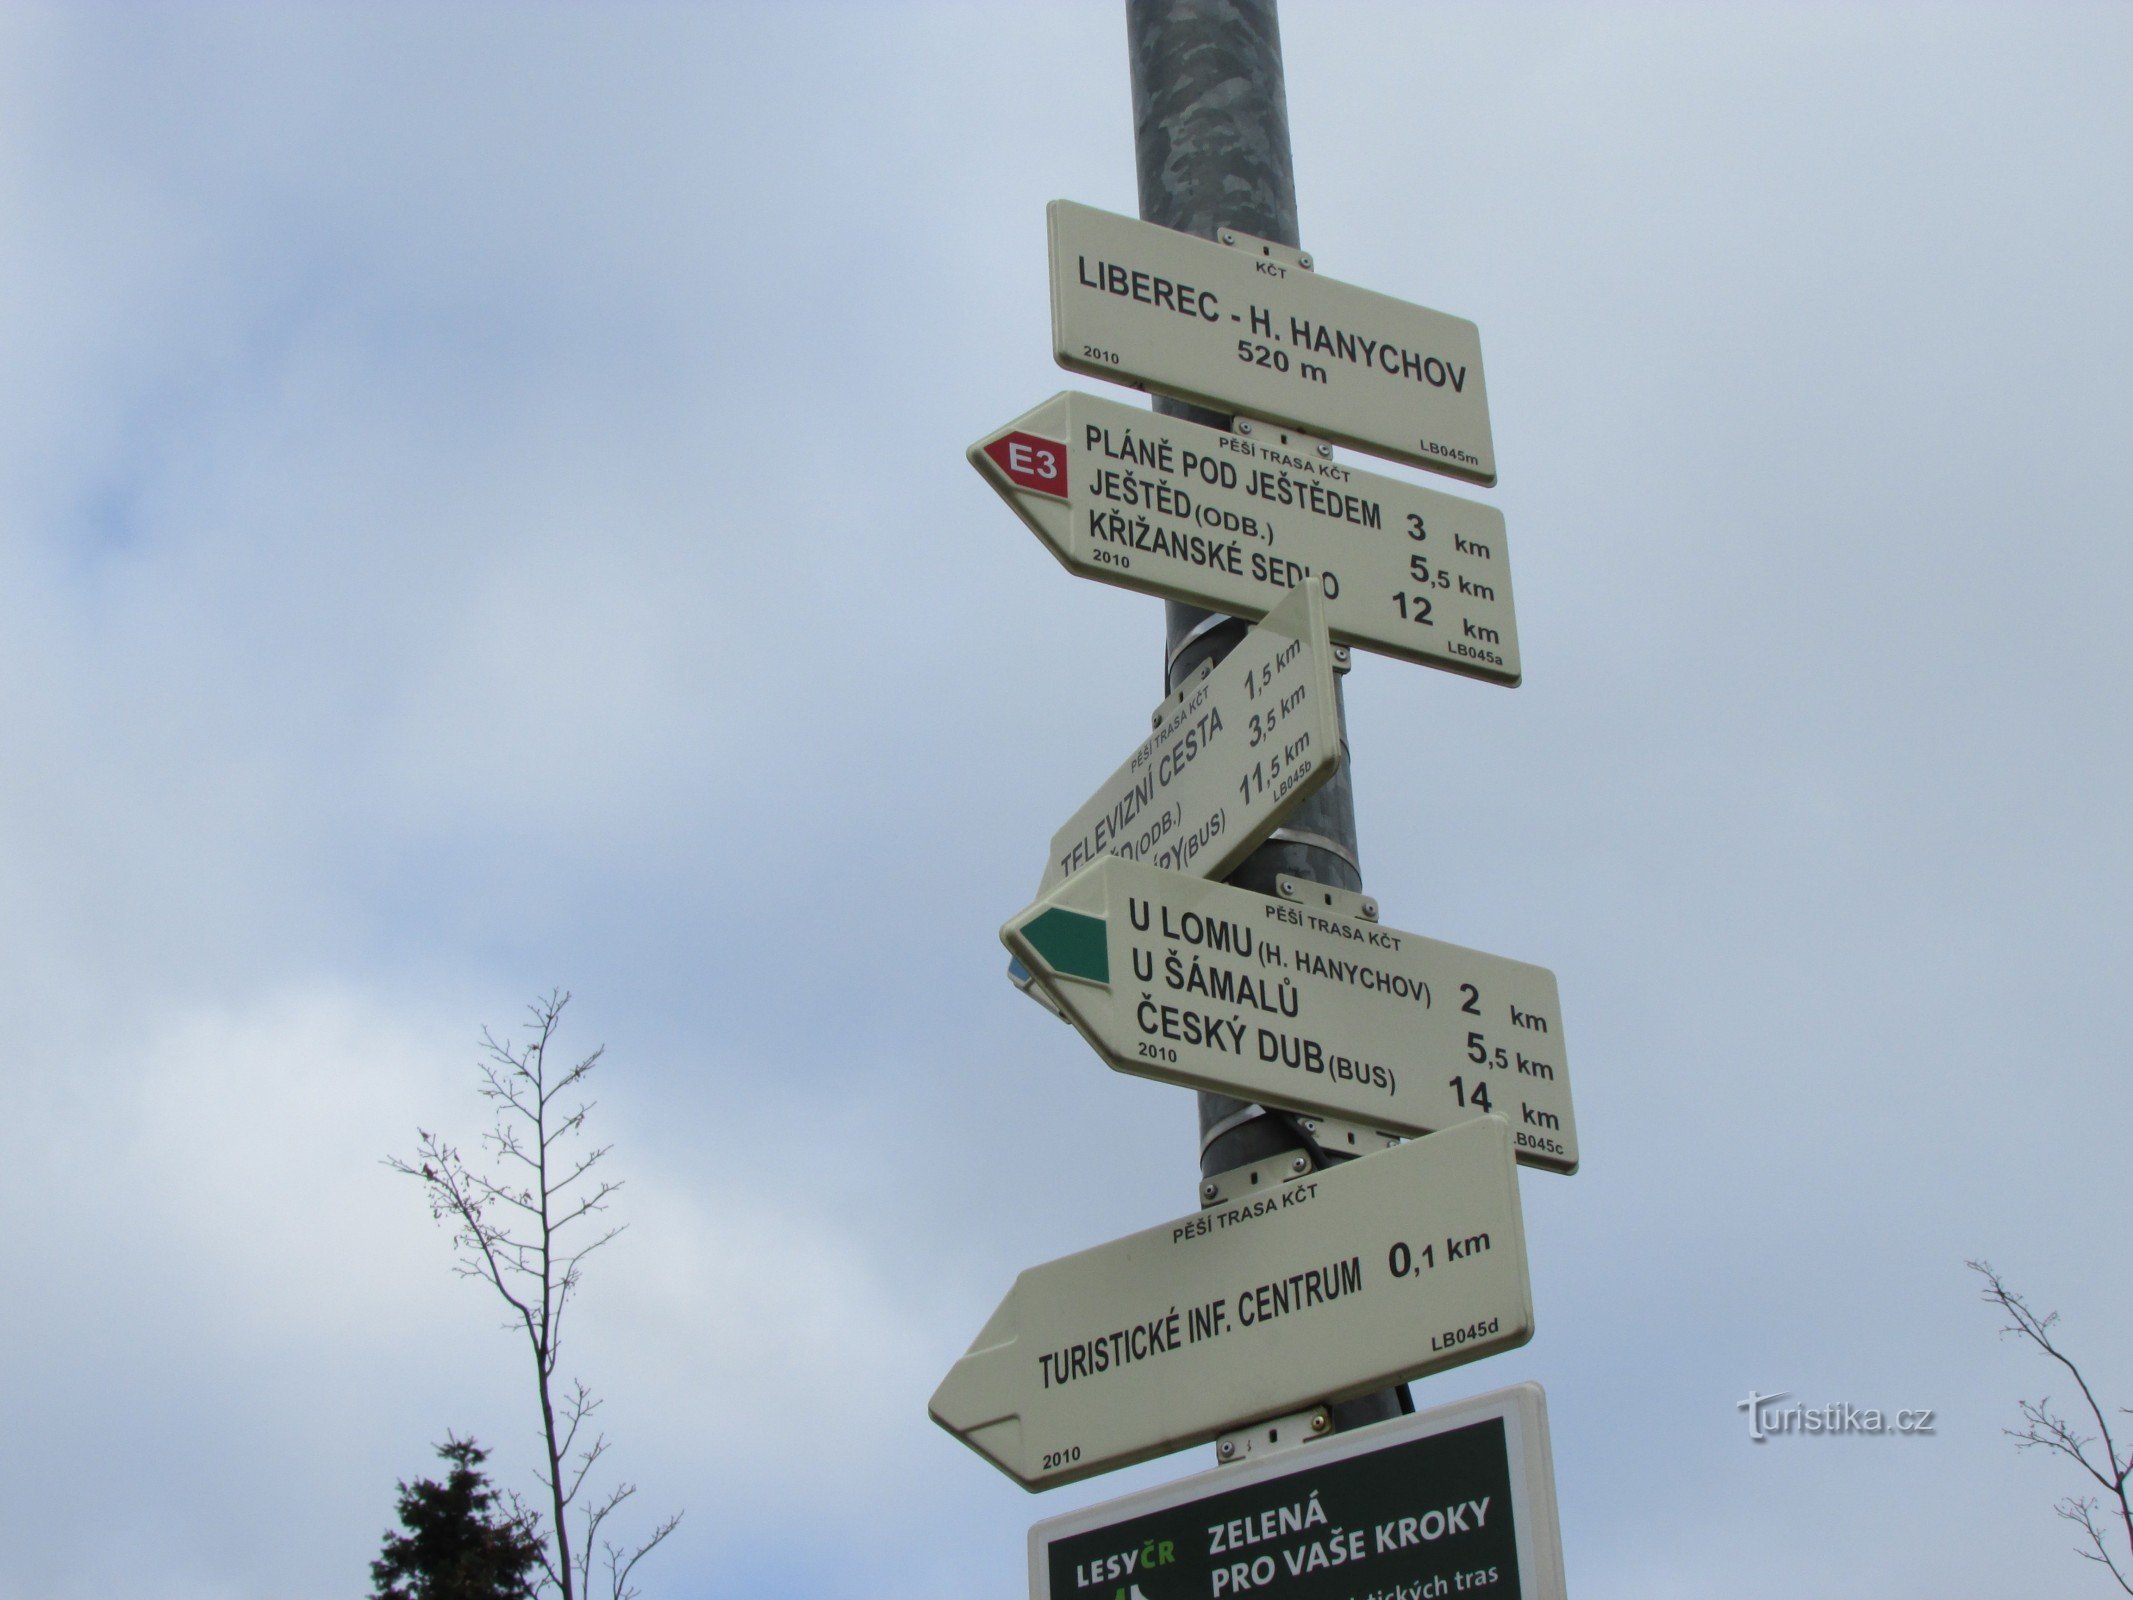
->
(1030, 1384), (1566, 1600)
(1003, 856), (1576, 1173)
(1038, 584), (1341, 896)
(929, 1115), (1531, 1490)
(1048, 200), (1494, 483)
(971, 390), (1518, 685)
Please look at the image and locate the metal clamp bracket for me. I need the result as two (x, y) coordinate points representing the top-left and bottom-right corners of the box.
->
(1165, 609), (1246, 677)
(1197, 1102), (1269, 1159)
(1292, 1113), (1402, 1160)
(1276, 873), (1376, 922)
(1198, 1145), (1318, 1209)
(1229, 414), (1340, 476)
(1216, 225), (1314, 275)
(1006, 955), (1069, 1021)
(1166, 597), (1346, 675)
(1216, 1404), (1332, 1465)
(1152, 656), (1217, 725)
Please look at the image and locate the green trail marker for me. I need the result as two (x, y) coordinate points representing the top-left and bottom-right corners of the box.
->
(1019, 907), (1110, 985)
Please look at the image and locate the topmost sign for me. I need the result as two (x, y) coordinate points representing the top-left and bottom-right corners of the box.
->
(1049, 200), (1495, 484)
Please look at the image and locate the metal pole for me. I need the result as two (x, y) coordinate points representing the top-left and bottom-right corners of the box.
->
(1126, 0), (1407, 1434)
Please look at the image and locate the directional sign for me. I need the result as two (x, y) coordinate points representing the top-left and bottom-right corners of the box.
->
(1039, 585), (1340, 896)
(1049, 200), (1494, 483)
(1030, 1384), (1566, 1600)
(1004, 856), (1576, 1173)
(929, 1115), (1531, 1490)
(971, 390), (1518, 685)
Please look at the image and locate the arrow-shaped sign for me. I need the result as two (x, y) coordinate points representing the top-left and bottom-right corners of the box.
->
(1004, 856), (1577, 1173)
(1037, 584), (1341, 895)
(970, 390), (1518, 685)
(929, 1115), (1532, 1490)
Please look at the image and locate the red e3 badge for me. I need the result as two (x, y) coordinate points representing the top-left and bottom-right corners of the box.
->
(982, 431), (1068, 498)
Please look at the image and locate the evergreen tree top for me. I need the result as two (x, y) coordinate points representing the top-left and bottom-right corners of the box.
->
(371, 1437), (545, 1600)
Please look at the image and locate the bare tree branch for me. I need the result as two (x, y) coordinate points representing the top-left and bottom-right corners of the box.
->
(1971, 1260), (2133, 1594)
(605, 1510), (682, 1600)
(390, 992), (681, 1600)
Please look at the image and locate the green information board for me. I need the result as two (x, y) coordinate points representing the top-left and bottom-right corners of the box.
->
(1030, 1385), (1564, 1600)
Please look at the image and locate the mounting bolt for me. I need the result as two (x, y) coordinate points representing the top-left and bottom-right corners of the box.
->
(1301, 1119), (1317, 1133)
(1316, 442), (1333, 459)
(1221, 231), (1237, 246)
(1311, 1412), (1330, 1433)
(1299, 253), (1314, 269)
(1201, 1180), (1218, 1202)
(1361, 899), (1378, 920)
(1237, 419), (1254, 436)
(1290, 1155), (1309, 1174)
(1219, 1439), (1237, 1459)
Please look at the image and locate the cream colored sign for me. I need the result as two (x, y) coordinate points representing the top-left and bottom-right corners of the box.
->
(928, 1116), (1531, 1490)
(1040, 585), (1340, 896)
(1004, 856), (1577, 1173)
(1049, 201), (1494, 483)
(972, 391), (1519, 685)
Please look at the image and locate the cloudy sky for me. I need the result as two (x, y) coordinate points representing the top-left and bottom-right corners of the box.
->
(3, 4), (2130, 1596)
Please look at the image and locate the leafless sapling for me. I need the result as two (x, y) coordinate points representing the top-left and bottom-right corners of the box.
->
(1970, 1259), (2132, 1593)
(390, 992), (680, 1600)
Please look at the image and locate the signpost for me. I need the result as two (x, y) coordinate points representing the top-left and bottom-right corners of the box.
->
(1036, 584), (1341, 895)
(1003, 856), (1577, 1173)
(936, 8), (1576, 1579)
(929, 1116), (1532, 1490)
(1049, 200), (1495, 484)
(971, 390), (1519, 685)
(1029, 1384), (1566, 1600)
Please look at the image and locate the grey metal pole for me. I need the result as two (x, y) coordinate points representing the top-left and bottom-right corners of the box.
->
(1126, 0), (1406, 1434)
